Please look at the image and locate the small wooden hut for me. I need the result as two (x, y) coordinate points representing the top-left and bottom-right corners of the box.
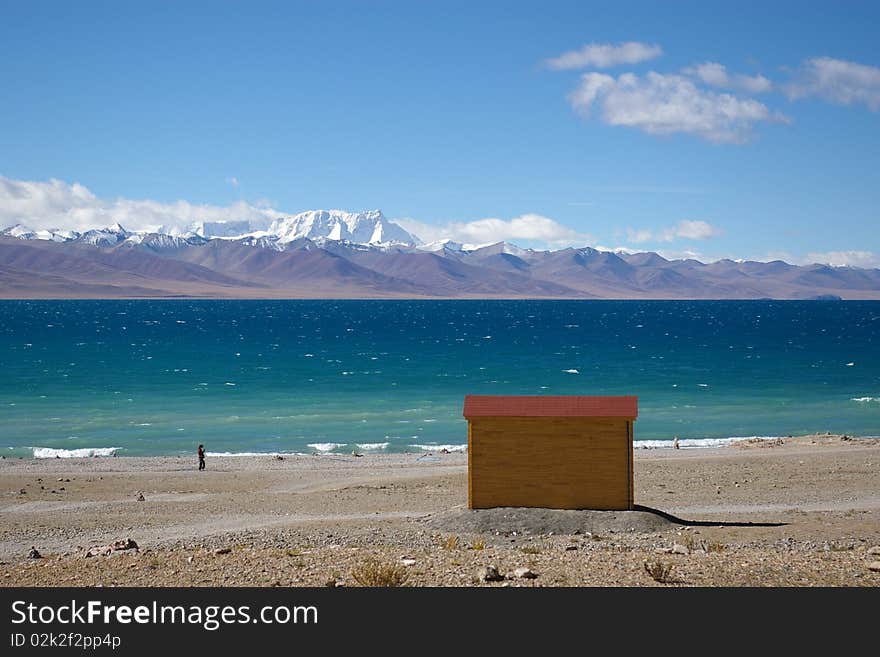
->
(463, 395), (638, 510)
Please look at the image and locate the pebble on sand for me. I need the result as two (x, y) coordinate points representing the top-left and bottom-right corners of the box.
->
(83, 538), (139, 558)
(478, 565), (504, 582)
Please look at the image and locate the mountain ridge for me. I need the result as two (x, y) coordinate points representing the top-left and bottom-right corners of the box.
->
(1, 215), (879, 299)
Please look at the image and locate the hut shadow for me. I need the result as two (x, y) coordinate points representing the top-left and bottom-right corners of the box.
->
(632, 504), (788, 528)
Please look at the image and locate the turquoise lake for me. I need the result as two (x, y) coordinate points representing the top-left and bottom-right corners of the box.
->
(0, 299), (878, 457)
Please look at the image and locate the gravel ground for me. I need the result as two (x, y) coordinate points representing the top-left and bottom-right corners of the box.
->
(1, 435), (878, 587)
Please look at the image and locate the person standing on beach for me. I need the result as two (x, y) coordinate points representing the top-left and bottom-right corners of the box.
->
(197, 444), (205, 471)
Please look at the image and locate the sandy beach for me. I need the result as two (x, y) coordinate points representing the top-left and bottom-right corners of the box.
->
(1, 434), (879, 587)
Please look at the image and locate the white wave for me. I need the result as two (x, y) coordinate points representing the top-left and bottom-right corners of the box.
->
(851, 396), (878, 402)
(32, 446), (120, 458)
(409, 444), (468, 452)
(635, 436), (782, 450)
(355, 442), (390, 450)
(307, 442), (347, 452)
(562, 369), (579, 374)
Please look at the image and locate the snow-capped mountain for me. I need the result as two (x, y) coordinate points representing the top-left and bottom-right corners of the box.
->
(1, 224), (81, 242)
(124, 232), (208, 251)
(74, 223), (131, 247)
(417, 238), (465, 253)
(2, 221), (878, 298)
(265, 210), (417, 245)
(155, 209), (419, 246)
(0, 209), (420, 249)
(3, 210), (878, 301)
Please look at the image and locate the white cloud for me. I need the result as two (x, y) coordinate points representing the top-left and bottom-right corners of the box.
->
(0, 175), (278, 234)
(683, 62), (772, 93)
(667, 219), (720, 240)
(226, 176), (240, 187)
(625, 228), (654, 243)
(655, 248), (706, 261)
(785, 57), (880, 111)
(453, 214), (582, 244)
(745, 250), (880, 268)
(626, 220), (721, 243)
(804, 250), (880, 268)
(755, 250), (795, 263)
(396, 213), (592, 248)
(568, 71), (787, 143)
(544, 41), (662, 71)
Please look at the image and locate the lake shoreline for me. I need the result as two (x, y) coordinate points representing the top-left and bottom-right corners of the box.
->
(2, 433), (878, 586)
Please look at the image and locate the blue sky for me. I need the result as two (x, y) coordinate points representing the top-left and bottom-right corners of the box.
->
(1, 0), (878, 265)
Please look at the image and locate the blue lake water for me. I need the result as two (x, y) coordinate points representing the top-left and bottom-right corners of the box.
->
(0, 299), (878, 457)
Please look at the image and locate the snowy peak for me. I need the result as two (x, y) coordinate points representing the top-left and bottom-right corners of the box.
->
(0, 210), (419, 248)
(1, 224), (38, 240)
(75, 223), (130, 246)
(1, 224), (80, 242)
(124, 232), (208, 251)
(417, 238), (465, 253)
(268, 210), (418, 246)
(469, 241), (535, 257)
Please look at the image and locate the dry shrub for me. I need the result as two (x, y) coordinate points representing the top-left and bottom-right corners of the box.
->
(351, 559), (409, 587)
(644, 560), (674, 583)
(520, 546), (541, 555)
(471, 539), (485, 551)
(683, 535), (724, 553)
(440, 535), (460, 550)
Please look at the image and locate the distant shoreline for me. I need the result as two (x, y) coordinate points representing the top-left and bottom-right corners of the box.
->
(3, 295), (879, 301)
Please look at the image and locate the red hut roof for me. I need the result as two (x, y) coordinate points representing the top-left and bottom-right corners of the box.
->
(463, 395), (638, 418)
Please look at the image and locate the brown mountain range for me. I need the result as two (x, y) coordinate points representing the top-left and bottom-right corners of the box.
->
(1, 235), (878, 299)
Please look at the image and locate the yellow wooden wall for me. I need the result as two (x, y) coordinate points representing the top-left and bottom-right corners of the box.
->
(467, 416), (633, 510)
